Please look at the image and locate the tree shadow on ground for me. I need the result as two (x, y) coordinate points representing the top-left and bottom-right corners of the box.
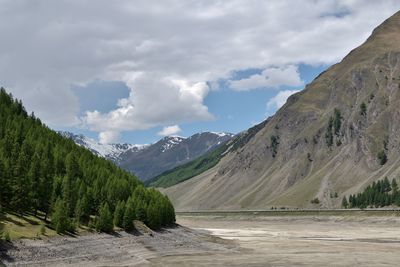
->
(0, 240), (16, 265)
(11, 213), (39, 226)
(156, 223), (180, 234)
(126, 228), (143, 236)
(3, 217), (24, 227)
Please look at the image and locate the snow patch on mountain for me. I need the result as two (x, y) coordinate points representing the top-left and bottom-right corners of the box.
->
(59, 131), (148, 161)
(160, 136), (185, 152)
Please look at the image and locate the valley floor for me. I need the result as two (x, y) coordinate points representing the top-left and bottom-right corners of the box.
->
(2, 212), (400, 266)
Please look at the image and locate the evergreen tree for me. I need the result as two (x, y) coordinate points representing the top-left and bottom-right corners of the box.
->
(383, 177), (391, 192)
(113, 200), (125, 228)
(391, 179), (398, 193)
(123, 197), (136, 231)
(135, 202), (147, 223)
(377, 150), (387, 165)
(74, 195), (90, 224)
(146, 202), (161, 230)
(333, 109), (342, 136)
(51, 198), (72, 234)
(11, 142), (31, 213)
(28, 152), (41, 214)
(325, 117), (334, 147)
(96, 203), (113, 233)
(62, 175), (74, 217)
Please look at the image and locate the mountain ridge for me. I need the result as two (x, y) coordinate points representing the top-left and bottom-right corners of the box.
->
(62, 131), (233, 181)
(162, 11), (400, 211)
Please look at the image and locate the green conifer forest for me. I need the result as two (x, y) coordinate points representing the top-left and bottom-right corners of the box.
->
(0, 88), (175, 233)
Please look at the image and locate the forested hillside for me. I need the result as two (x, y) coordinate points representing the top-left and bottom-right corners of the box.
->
(0, 88), (175, 233)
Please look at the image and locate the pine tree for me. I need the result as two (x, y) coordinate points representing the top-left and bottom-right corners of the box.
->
(146, 202), (161, 230)
(123, 197), (136, 231)
(11, 142), (31, 213)
(135, 202), (147, 222)
(377, 150), (387, 165)
(28, 152), (41, 215)
(113, 200), (125, 228)
(65, 152), (80, 180)
(62, 175), (74, 217)
(325, 117), (334, 147)
(39, 147), (54, 220)
(333, 109), (342, 136)
(383, 177), (391, 192)
(96, 203), (113, 233)
(51, 198), (71, 234)
(342, 196), (349, 209)
(74, 195), (90, 224)
(392, 179), (398, 193)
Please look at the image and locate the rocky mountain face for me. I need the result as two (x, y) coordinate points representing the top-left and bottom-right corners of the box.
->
(163, 11), (400, 211)
(61, 131), (233, 181)
(118, 132), (233, 181)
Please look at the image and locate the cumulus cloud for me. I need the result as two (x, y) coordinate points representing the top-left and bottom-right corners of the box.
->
(0, 0), (399, 138)
(82, 73), (213, 133)
(99, 131), (120, 144)
(229, 66), (303, 91)
(158, 125), (182, 137)
(267, 90), (300, 110)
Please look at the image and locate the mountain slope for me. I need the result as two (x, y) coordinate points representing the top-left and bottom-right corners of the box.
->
(147, 120), (269, 188)
(163, 11), (400, 211)
(119, 132), (233, 181)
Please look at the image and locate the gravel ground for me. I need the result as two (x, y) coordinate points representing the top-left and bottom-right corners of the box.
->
(0, 225), (238, 267)
(2, 215), (400, 266)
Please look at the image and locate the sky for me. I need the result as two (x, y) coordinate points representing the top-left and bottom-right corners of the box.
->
(1, 1), (400, 144)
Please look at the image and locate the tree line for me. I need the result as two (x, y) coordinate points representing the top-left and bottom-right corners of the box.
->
(0, 88), (175, 234)
(342, 177), (400, 209)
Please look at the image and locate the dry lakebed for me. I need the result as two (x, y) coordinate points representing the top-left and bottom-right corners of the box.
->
(1, 212), (400, 266)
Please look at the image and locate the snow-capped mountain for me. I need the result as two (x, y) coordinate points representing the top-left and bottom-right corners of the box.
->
(160, 136), (186, 152)
(118, 132), (234, 180)
(61, 131), (233, 181)
(59, 131), (148, 162)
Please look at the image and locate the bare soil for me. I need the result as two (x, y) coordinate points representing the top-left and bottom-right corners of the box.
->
(2, 214), (400, 266)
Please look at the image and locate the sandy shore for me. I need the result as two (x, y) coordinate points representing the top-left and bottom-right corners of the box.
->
(2, 214), (400, 266)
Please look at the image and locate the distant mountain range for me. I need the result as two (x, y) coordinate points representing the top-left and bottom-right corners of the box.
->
(60, 131), (233, 181)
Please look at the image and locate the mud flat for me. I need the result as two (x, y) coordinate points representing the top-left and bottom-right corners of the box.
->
(176, 213), (400, 266)
(2, 213), (400, 266)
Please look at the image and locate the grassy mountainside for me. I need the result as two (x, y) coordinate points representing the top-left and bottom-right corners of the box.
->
(146, 120), (269, 188)
(163, 11), (400, 211)
(0, 88), (175, 238)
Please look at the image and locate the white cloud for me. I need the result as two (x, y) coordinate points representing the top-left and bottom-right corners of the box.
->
(82, 74), (213, 135)
(267, 90), (300, 110)
(0, 0), (399, 135)
(229, 65), (303, 91)
(158, 125), (182, 137)
(99, 131), (120, 144)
